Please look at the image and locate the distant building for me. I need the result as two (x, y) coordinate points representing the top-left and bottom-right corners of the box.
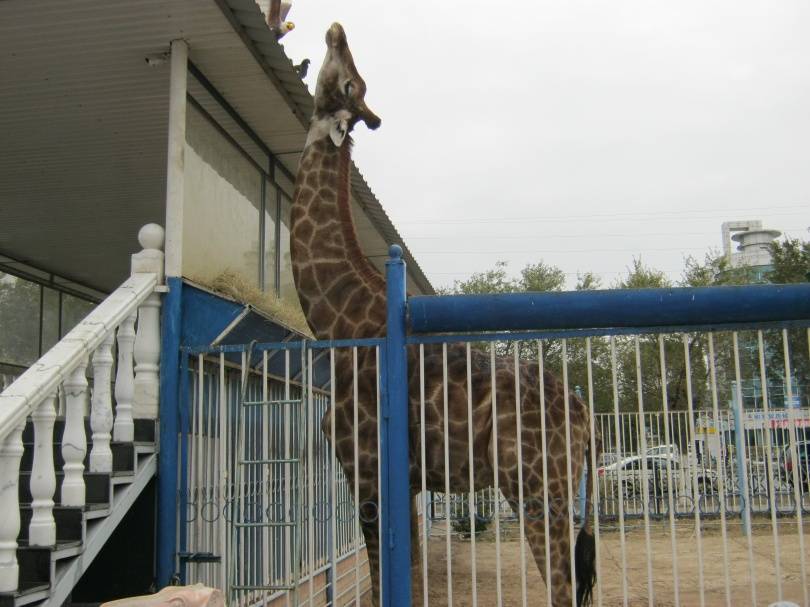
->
(721, 220), (781, 281)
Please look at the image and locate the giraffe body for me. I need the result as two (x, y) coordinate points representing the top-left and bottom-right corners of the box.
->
(291, 23), (598, 606)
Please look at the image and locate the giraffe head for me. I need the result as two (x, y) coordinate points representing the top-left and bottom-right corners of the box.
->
(308, 23), (381, 148)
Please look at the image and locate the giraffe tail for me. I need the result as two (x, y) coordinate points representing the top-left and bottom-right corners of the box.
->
(575, 425), (601, 607)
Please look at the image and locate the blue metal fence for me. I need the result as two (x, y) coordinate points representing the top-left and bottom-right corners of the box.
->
(384, 251), (810, 607)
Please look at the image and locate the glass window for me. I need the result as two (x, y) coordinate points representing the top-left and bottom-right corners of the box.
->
(182, 104), (262, 290)
(61, 294), (95, 338)
(0, 273), (40, 366)
(278, 195), (301, 309)
(41, 287), (60, 353)
(263, 179), (277, 294)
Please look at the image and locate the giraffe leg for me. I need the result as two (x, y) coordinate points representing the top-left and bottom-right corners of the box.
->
(353, 496), (422, 607)
(358, 513), (381, 607)
(410, 495), (424, 606)
(523, 499), (574, 607)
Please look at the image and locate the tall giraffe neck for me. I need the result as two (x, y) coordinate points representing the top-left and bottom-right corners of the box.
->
(290, 136), (387, 340)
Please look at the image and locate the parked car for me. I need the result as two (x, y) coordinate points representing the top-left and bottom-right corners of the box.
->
(646, 444), (680, 460)
(598, 454), (716, 498)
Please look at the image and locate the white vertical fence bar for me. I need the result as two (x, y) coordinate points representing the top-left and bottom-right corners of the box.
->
(218, 353), (227, 594)
(609, 337), (629, 606)
(465, 343), (478, 607)
(352, 347), (360, 607)
(194, 355), (204, 585)
(306, 348), (315, 606)
(756, 330), (782, 601)
(489, 343), (503, 607)
(0, 422), (24, 591)
(262, 352), (270, 601)
(585, 338), (602, 607)
(329, 348), (338, 606)
(706, 334), (731, 607)
(538, 341), (553, 607)
(418, 345), (429, 607)
(560, 339), (577, 607)
(513, 345), (528, 607)
(283, 350), (292, 607)
(29, 391), (57, 546)
(633, 337), (654, 606)
(731, 332), (757, 605)
(89, 332), (115, 473)
(442, 343), (453, 607)
(682, 334), (705, 607)
(782, 329), (808, 606)
(62, 360), (88, 507)
(657, 336), (679, 606)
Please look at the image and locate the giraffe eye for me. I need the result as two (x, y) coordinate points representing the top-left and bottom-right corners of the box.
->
(344, 81), (354, 96)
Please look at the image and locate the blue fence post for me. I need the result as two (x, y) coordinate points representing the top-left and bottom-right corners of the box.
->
(157, 276), (183, 586)
(383, 245), (412, 607)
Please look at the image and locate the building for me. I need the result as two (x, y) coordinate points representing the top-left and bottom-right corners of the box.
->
(720, 220), (782, 281)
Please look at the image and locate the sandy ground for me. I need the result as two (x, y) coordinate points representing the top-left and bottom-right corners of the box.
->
(413, 520), (810, 606)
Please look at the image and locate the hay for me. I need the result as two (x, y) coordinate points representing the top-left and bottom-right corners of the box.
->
(207, 270), (314, 338)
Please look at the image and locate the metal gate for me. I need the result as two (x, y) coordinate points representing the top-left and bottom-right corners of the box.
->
(178, 339), (387, 607)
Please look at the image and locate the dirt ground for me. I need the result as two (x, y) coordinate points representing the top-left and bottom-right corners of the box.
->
(414, 520), (810, 606)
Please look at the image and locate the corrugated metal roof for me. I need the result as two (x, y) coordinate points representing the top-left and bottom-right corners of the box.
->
(0, 0), (433, 295)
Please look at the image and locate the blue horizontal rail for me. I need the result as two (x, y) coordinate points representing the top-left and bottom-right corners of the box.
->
(408, 283), (810, 334)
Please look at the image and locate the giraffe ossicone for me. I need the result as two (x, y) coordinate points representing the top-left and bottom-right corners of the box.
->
(290, 22), (600, 607)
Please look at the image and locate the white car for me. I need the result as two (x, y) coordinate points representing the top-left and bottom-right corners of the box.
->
(598, 454), (715, 498)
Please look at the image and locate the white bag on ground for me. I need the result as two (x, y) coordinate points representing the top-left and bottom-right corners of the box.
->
(100, 584), (225, 607)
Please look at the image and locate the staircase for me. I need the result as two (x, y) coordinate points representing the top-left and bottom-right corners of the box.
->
(11, 419), (157, 607)
(0, 225), (166, 607)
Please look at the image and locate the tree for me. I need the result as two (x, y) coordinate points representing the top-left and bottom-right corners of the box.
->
(614, 257), (671, 289)
(520, 262), (566, 293)
(575, 272), (602, 291)
(769, 238), (810, 284)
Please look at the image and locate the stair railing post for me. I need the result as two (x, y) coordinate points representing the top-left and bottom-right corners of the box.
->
(132, 224), (165, 422)
(113, 313), (137, 442)
(0, 422), (25, 591)
(29, 391), (57, 546)
(90, 332), (115, 473)
(62, 359), (89, 507)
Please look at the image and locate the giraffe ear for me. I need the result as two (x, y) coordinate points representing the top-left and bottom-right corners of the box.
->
(329, 117), (348, 147)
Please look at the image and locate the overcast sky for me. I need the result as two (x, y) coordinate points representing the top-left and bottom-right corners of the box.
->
(280, 1), (810, 290)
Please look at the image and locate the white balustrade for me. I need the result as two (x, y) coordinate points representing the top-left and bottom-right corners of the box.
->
(29, 392), (57, 546)
(132, 224), (164, 420)
(0, 223), (165, 593)
(61, 361), (88, 507)
(113, 313), (137, 442)
(90, 333), (115, 473)
(0, 423), (24, 591)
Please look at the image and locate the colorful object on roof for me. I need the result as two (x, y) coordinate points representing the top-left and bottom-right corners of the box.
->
(267, 0), (294, 40)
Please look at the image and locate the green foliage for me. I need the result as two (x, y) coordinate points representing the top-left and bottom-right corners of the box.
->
(769, 238), (810, 283)
(448, 260), (565, 294)
(575, 272), (602, 291)
(449, 260), (516, 294)
(439, 240), (810, 414)
(519, 262), (566, 292)
(450, 493), (490, 537)
(615, 258), (671, 289)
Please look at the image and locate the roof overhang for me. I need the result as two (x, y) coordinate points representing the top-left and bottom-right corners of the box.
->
(0, 0), (433, 295)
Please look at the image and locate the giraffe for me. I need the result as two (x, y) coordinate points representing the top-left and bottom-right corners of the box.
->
(290, 22), (599, 607)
